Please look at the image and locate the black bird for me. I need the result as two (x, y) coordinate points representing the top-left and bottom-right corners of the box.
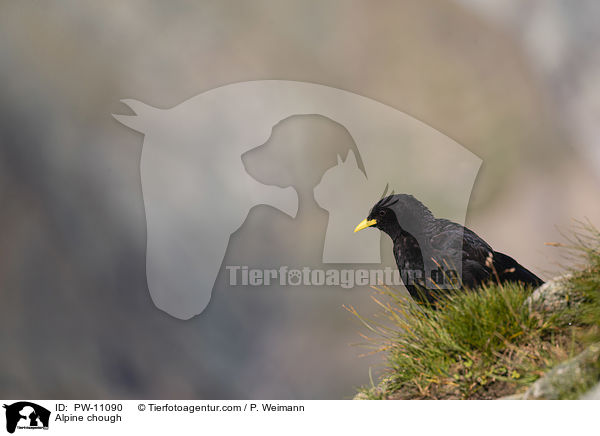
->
(354, 194), (544, 304)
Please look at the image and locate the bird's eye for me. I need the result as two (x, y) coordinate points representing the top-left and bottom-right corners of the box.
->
(378, 210), (386, 217)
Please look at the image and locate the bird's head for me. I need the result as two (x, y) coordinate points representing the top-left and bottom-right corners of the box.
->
(354, 194), (434, 238)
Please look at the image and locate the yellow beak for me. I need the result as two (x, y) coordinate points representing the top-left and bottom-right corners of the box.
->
(354, 218), (377, 233)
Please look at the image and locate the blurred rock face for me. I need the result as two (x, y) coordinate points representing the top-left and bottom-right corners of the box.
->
(0, 1), (599, 399)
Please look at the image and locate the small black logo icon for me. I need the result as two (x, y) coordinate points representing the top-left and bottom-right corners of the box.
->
(3, 402), (50, 434)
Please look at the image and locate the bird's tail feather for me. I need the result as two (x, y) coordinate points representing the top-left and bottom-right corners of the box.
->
(492, 251), (544, 287)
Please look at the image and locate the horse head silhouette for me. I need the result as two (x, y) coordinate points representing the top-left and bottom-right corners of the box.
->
(114, 99), (298, 319)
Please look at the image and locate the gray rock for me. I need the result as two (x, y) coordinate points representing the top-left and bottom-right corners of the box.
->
(497, 393), (524, 400)
(522, 343), (600, 400)
(581, 382), (600, 400)
(525, 274), (582, 314)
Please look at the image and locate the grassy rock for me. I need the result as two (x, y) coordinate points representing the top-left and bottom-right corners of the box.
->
(353, 222), (600, 400)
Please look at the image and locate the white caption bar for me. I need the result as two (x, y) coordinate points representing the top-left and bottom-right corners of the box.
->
(1, 400), (596, 436)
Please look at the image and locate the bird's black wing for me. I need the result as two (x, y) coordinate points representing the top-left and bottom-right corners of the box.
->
(426, 219), (544, 289)
(426, 219), (494, 288)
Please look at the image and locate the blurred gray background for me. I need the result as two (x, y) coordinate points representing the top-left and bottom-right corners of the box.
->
(1, 0), (599, 399)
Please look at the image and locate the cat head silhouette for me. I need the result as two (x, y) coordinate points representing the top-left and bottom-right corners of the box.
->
(315, 150), (371, 213)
